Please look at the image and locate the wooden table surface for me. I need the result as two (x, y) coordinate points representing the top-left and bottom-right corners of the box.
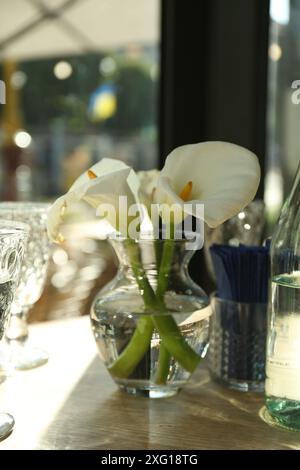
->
(1, 316), (300, 450)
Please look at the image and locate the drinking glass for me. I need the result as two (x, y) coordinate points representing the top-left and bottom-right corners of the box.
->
(209, 295), (267, 392)
(204, 200), (265, 282)
(0, 221), (28, 439)
(0, 202), (51, 371)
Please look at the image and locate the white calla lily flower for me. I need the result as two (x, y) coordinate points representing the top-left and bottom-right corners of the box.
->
(137, 169), (159, 204)
(47, 158), (141, 243)
(135, 170), (160, 235)
(154, 141), (261, 228)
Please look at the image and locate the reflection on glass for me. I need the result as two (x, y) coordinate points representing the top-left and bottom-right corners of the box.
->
(265, 0), (300, 227)
(0, 203), (50, 371)
(0, 221), (28, 440)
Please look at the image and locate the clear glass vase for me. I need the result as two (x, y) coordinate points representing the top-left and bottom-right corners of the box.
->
(90, 237), (210, 398)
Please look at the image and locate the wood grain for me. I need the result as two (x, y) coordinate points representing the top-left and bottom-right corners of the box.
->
(0, 316), (300, 450)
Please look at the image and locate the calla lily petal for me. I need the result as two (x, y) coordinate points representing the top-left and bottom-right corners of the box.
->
(137, 170), (160, 203)
(69, 158), (131, 191)
(82, 167), (133, 208)
(155, 141), (261, 228)
(135, 170), (160, 234)
(47, 194), (74, 243)
(47, 158), (141, 242)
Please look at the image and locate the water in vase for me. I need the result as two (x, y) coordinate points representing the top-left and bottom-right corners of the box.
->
(91, 291), (209, 398)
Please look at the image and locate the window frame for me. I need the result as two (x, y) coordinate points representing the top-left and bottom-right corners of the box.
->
(159, 0), (270, 289)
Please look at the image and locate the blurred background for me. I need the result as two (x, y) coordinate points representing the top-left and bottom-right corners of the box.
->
(0, 0), (159, 201)
(0, 0), (298, 321)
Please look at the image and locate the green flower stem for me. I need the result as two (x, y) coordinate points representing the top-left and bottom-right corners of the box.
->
(107, 239), (157, 379)
(108, 238), (201, 380)
(108, 315), (154, 378)
(154, 238), (171, 384)
(152, 315), (201, 373)
(156, 238), (175, 301)
(154, 237), (163, 270)
(154, 238), (175, 384)
(155, 344), (170, 384)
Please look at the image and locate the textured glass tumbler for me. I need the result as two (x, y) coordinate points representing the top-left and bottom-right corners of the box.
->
(0, 202), (50, 371)
(0, 221), (28, 439)
(208, 296), (267, 392)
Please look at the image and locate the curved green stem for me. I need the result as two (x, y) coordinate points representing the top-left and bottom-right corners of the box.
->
(108, 238), (201, 380)
(154, 238), (174, 383)
(155, 237), (201, 380)
(155, 344), (170, 384)
(153, 315), (200, 373)
(108, 315), (153, 378)
(108, 239), (160, 379)
(154, 238), (171, 384)
(156, 238), (175, 301)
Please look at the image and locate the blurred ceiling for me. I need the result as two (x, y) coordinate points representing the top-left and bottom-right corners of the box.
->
(0, 0), (159, 61)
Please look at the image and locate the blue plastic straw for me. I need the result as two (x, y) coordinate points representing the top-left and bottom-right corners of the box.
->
(210, 244), (270, 303)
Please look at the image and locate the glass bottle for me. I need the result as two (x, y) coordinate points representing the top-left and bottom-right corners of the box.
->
(266, 162), (300, 430)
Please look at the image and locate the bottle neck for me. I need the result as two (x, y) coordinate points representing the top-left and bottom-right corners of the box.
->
(271, 160), (300, 277)
(280, 160), (300, 219)
(289, 160), (300, 201)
